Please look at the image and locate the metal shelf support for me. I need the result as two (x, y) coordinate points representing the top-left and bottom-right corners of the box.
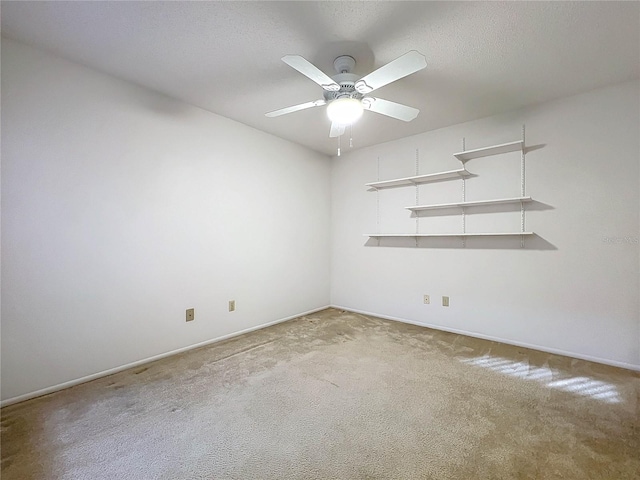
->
(521, 125), (526, 248)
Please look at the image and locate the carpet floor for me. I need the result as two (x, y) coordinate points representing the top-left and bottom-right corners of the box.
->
(1, 308), (639, 479)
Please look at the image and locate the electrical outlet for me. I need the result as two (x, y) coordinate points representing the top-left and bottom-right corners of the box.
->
(228, 300), (235, 312)
(423, 295), (430, 304)
(442, 296), (450, 307)
(186, 308), (195, 322)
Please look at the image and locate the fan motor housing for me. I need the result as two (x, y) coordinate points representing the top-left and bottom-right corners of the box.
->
(323, 73), (364, 102)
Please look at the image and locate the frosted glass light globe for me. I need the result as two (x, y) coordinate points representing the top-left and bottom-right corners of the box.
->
(327, 98), (364, 125)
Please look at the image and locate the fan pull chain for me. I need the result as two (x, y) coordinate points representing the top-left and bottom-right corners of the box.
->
(349, 124), (353, 148)
(337, 134), (341, 157)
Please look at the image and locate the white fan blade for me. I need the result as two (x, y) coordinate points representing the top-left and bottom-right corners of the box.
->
(265, 99), (326, 117)
(282, 55), (340, 92)
(362, 97), (420, 122)
(329, 122), (346, 138)
(355, 50), (427, 94)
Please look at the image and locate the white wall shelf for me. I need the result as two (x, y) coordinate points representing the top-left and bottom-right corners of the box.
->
(366, 127), (534, 247)
(406, 196), (532, 212)
(366, 232), (535, 238)
(365, 168), (471, 189)
(453, 140), (523, 163)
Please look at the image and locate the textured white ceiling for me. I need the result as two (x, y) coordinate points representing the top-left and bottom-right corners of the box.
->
(2, 1), (639, 156)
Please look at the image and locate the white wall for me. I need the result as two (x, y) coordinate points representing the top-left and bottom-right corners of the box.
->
(331, 80), (640, 369)
(1, 39), (331, 402)
(2, 38), (638, 406)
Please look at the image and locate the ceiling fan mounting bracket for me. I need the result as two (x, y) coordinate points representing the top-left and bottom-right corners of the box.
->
(333, 55), (356, 74)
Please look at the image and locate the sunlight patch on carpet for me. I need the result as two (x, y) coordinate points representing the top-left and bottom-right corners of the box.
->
(461, 355), (621, 404)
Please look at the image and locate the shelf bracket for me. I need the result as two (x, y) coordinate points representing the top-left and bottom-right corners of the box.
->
(376, 156), (381, 246)
(462, 137), (466, 248)
(415, 148), (419, 247)
(520, 125), (526, 248)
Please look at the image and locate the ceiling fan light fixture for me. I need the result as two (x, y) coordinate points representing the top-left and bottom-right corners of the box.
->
(327, 98), (363, 125)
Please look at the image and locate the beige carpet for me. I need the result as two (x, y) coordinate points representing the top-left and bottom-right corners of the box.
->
(2, 308), (639, 479)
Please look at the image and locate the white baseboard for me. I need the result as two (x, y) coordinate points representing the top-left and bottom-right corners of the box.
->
(331, 305), (640, 372)
(1, 306), (330, 408)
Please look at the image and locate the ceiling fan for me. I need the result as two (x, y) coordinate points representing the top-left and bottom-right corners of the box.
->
(265, 51), (427, 139)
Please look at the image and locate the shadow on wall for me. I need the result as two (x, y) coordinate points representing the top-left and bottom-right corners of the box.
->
(524, 144), (546, 154)
(117, 84), (196, 117)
